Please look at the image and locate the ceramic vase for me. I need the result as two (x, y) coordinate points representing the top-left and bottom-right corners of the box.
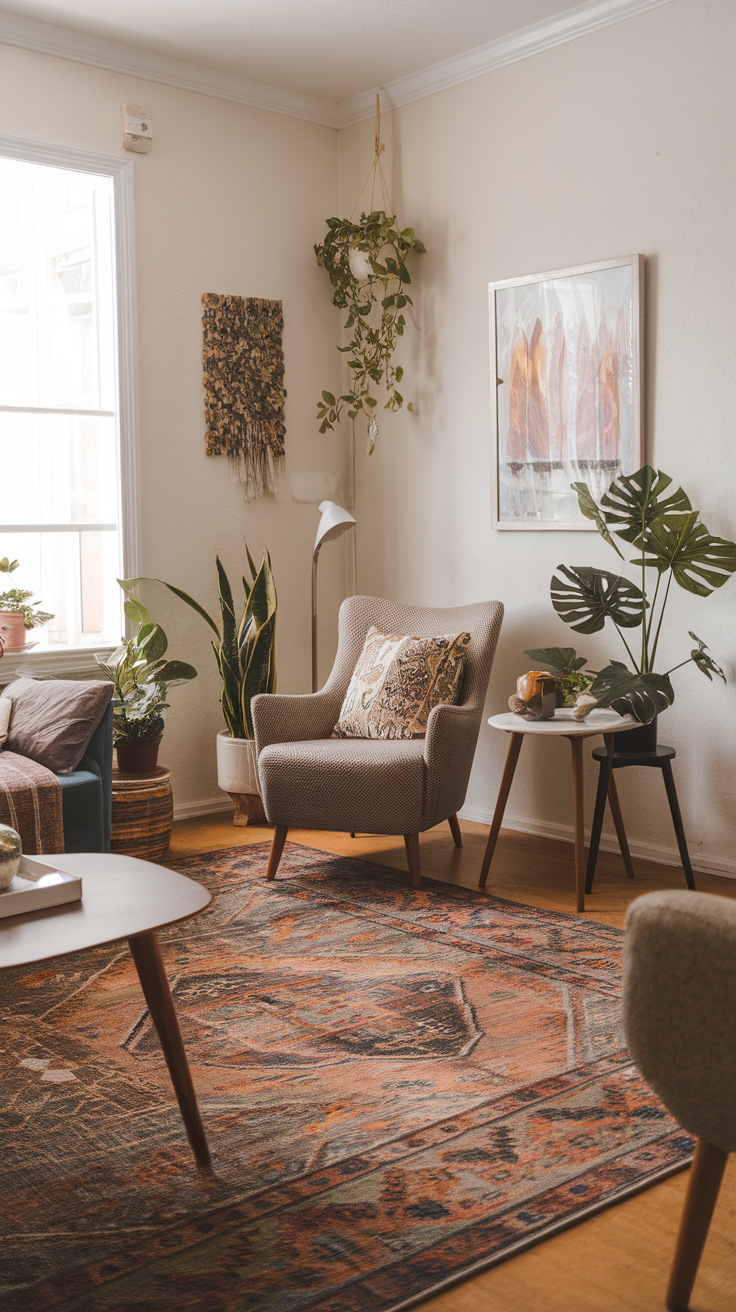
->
(0, 823), (22, 889)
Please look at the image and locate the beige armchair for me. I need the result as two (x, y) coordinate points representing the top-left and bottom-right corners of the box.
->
(624, 890), (736, 1311)
(252, 594), (503, 887)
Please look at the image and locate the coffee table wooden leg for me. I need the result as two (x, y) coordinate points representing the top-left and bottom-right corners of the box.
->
(570, 736), (586, 913)
(608, 772), (635, 878)
(479, 733), (523, 888)
(128, 930), (211, 1169)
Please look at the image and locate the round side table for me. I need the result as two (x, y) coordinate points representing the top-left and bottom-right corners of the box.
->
(480, 709), (636, 913)
(111, 766), (173, 861)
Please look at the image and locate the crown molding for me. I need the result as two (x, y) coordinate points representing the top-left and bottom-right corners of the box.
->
(0, 8), (342, 128)
(0, 0), (673, 132)
(339, 0), (674, 126)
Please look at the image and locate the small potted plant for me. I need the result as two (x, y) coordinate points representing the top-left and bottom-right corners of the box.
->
(529, 465), (736, 742)
(0, 557), (53, 655)
(121, 545), (277, 823)
(95, 598), (197, 773)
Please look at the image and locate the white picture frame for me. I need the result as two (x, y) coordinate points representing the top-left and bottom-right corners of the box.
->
(489, 254), (644, 531)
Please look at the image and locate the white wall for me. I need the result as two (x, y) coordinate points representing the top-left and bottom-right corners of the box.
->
(338, 0), (736, 875)
(0, 42), (346, 811)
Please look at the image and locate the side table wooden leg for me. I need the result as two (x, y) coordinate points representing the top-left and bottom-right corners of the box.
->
(662, 759), (697, 891)
(128, 930), (211, 1170)
(608, 772), (635, 878)
(585, 733), (614, 895)
(570, 736), (586, 913)
(479, 733), (523, 888)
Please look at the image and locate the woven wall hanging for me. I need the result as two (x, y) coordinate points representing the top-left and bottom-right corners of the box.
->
(201, 293), (286, 500)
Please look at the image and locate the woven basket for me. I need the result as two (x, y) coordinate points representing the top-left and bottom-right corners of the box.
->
(111, 767), (173, 861)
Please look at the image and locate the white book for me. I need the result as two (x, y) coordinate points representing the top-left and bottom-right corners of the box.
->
(0, 857), (82, 919)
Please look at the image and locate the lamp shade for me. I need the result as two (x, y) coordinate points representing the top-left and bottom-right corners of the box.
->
(314, 501), (356, 553)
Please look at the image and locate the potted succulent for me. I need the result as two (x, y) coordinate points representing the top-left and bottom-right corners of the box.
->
(121, 545), (277, 824)
(0, 557), (53, 655)
(315, 210), (425, 453)
(529, 466), (736, 745)
(95, 598), (197, 773)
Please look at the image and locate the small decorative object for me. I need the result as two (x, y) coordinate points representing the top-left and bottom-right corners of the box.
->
(530, 465), (736, 723)
(0, 822), (22, 889)
(95, 600), (197, 774)
(201, 293), (286, 500)
(0, 557), (53, 654)
(523, 646), (594, 707)
(490, 255), (643, 529)
(120, 104), (153, 154)
(315, 95), (425, 454)
(509, 671), (556, 720)
(121, 545), (277, 825)
(573, 694), (598, 720)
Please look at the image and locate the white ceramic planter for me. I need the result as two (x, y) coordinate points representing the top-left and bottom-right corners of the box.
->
(216, 731), (265, 826)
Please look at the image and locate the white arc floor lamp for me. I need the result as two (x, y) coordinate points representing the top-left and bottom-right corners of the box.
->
(312, 500), (356, 692)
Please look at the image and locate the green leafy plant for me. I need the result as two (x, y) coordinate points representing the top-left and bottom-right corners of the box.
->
(315, 210), (425, 452)
(95, 599), (197, 746)
(121, 545), (276, 740)
(534, 466), (735, 723)
(0, 556), (53, 629)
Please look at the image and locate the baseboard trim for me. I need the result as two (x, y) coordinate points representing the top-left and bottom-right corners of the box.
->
(173, 795), (234, 822)
(457, 805), (736, 880)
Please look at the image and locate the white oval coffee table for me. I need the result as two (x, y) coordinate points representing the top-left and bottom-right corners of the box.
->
(479, 708), (637, 913)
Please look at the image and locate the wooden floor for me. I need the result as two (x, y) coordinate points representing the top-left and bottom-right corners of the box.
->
(170, 812), (736, 1311)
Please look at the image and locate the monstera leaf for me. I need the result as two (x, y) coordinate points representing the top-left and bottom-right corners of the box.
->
(633, 516), (736, 596)
(523, 647), (588, 676)
(599, 466), (692, 546)
(551, 566), (645, 634)
(589, 662), (675, 724)
(571, 482), (623, 558)
(689, 632), (726, 683)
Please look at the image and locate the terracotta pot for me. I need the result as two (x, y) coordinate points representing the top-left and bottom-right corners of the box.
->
(116, 740), (161, 774)
(0, 611), (28, 654)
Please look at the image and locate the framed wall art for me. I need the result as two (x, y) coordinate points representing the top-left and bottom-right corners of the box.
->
(489, 254), (644, 530)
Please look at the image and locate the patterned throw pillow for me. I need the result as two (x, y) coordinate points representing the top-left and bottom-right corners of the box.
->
(333, 626), (471, 740)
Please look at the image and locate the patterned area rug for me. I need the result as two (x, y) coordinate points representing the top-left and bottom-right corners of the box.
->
(0, 843), (691, 1311)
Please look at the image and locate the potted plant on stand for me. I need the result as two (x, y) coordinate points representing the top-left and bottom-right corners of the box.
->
(121, 546), (277, 825)
(528, 466), (736, 737)
(0, 557), (53, 655)
(95, 598), (197, 773)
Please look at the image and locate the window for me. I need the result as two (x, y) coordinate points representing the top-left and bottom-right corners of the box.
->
(0, 142), (136, 663)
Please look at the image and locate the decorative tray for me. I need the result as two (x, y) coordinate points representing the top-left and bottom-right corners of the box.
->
(0, 857), (82, 919)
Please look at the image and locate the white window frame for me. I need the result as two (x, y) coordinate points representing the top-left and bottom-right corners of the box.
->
(0, 131), (140, 678)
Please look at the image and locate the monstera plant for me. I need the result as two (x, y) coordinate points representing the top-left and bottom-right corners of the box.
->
(529, 466), (736, 724)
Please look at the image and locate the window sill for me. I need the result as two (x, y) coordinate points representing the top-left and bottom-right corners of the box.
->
(0, 645), (115, 684)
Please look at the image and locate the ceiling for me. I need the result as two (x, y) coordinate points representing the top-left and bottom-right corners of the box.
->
(0, 0), (593, 103)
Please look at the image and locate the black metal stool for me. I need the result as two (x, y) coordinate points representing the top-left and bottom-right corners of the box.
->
(585, 733), (696, 894)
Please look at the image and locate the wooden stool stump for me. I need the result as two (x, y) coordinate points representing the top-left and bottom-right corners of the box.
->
(111, 766), (173, 861)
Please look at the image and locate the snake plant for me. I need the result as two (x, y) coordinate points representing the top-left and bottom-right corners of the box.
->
(120, 545), (276, 740)
(529, 466), (736, 723)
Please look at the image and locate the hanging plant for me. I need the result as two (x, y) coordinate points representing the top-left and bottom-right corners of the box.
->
(314, 98), (425, 454)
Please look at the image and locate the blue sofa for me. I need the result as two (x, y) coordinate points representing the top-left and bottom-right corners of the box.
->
(56, 703), (113, 852)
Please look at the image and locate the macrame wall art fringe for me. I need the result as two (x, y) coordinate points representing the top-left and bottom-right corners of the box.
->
(201, 293), (286, 501)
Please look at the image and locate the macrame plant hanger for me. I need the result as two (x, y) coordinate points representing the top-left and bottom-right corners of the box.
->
(350, 94), (392, 221)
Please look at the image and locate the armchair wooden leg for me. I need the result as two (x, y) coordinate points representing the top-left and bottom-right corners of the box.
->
(448, 814), (463, 848)
(666, 1139), (729, 1311)
(265, 825), (288, 881)
(404, 834), (422, 890)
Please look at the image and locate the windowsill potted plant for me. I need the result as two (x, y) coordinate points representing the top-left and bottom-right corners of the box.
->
(95, 598), (197, 774)
(0, 557), (53, 655)
(121, 545), (277, 824)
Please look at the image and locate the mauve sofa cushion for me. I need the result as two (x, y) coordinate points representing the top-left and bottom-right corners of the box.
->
(0, 678), (114, 774)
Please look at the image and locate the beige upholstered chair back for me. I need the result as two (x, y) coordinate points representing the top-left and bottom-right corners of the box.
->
(321, 594), (504, 716)
(624, 890), (736, 1153)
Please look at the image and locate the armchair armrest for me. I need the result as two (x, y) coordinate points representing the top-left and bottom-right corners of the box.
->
(423, 703), (482, 827)
(252, 690), (342, 755)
